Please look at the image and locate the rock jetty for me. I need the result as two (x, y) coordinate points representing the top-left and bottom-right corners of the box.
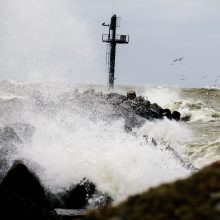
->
(59, 90), (181, 131)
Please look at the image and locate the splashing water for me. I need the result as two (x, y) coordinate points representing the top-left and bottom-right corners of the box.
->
(0, 0), (218, 205)
(0, 82), (192, 203)
(0, 0), (104, 83)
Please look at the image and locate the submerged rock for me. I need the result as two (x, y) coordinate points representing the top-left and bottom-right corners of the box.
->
(82, 162), (220, 220)
(0, 126), (21, 144)
(172, 111), (181, 121)
(0, 161), (51, 210)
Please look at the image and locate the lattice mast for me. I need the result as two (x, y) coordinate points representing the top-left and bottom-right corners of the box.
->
(102, 15), (129, 88)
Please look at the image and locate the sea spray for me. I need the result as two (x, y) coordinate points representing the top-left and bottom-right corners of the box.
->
(2, 82), (219, 202)
(0, 0), (104, 83)
(0, 82), (192, 203)
(18, 112), (190, 202)
(143, 87), (181, 108)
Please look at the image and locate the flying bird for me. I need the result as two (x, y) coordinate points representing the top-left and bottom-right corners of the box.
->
(172, 57), (184, 63)
(170, 57), (184, 65)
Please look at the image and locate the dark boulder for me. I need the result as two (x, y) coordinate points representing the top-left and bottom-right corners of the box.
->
(122, 100), (138, 110)
(145, 103), (163, 119)
(0, 161), (51, 210)
(65, 178), (96, 209)
(0, 185), (57, 220)
(162, 108), (172, 120)
(115, 105), (145, 128)
(135, 100), (151, 118)
(150, 103), (164, 115)
(50, 178), (113, 210)
(134, 96), (145, 104)
(127, 91), (136, 100)
(107, 93), (127, 105)
(172, 111), (181, 121)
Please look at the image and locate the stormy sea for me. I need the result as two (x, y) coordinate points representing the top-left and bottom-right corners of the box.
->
(1, 1), (220, 218)
(0, 80), (219, 208)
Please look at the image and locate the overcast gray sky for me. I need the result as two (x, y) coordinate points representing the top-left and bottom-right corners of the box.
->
(77, 0), (220, 87)
(0, 0), (220, 87)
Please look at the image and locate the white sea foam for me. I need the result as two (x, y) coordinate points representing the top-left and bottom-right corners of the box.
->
(170, 99), (220, 122)
(142, 87), (181, 108)
(17, 110), (189, 202)
(142, 86), (220, 123)
(0, 83), (191, 202)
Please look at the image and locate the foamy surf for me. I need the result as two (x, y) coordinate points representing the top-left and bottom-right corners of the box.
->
(0, 81), (198, 203)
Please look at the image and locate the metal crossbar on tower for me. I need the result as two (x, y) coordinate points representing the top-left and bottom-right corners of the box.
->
(102, 15), (129, 89)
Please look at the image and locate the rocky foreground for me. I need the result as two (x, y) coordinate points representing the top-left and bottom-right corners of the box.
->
(81, 161), (220, 220)
(0, 90), (204, 220)
(1, 161), (220, 220)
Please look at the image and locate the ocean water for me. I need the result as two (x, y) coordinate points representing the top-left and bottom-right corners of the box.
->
(0, 81), (219, 203)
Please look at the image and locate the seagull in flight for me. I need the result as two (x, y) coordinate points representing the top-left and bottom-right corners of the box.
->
(173, 57), (184, 63)
(170, 57), (184, 65)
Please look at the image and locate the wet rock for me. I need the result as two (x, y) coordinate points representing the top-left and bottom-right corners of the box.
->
(135, 101), (150, 117)
(142, 135), (158, 147)
(172, 111), (181, 121)
(148, 103), (163, 119)
(134, 96), (145, 104)
(164, 145), (198, 172)
(59, 90), (181, 131)
(107, 93), (127, 105)
(162, 108), (172, 120)
(0, 161), (51, 210)
(50, 178), (113, 210)
(0, 185), (58, 220)
(115, 105), (145, 128)
(127, 91), (136, 100)
(64, 178), (96, 209)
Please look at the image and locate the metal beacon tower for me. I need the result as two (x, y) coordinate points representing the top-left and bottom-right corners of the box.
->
(102, 15), (129, 89)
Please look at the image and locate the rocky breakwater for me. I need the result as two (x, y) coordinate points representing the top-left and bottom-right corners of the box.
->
(81, 161), (220, 220)
(60, 89), (181, 131)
